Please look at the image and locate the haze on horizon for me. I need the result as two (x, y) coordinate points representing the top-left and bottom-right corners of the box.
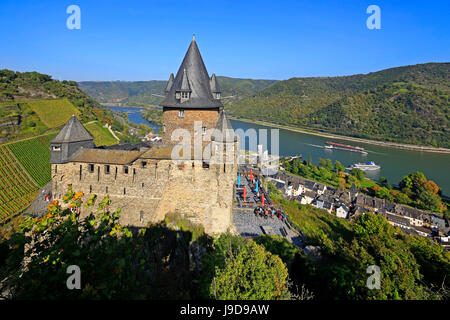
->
(0, 0), (449, 82)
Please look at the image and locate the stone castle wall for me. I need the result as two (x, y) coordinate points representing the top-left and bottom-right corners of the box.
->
(51, 143), (238, 234)
(162, 108), (220, 145)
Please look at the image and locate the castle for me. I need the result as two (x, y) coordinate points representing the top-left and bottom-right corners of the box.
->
(49, 37), (239, 234)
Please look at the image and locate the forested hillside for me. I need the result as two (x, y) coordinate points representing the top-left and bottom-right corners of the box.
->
(78, 76), (277, 106)
(226, 63), (450, 148)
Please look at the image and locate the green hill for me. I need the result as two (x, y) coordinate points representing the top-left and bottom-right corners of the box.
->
(0, 69), (119, 144)
(226, 63), (450, 148)
(78, 76), (277, 106)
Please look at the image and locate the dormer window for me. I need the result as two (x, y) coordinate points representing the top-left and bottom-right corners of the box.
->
(214, 92), (221, 99)
(177, 91), (190, 103)
(178, 109), (184, 118)
(52, 145), (61, 151)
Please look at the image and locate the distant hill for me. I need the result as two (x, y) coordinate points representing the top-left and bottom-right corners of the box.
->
(226, 63), (450, 148)
(78, 76), (278, 106)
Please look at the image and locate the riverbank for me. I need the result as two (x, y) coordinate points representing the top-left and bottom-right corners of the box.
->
(228, 117), (450, 154)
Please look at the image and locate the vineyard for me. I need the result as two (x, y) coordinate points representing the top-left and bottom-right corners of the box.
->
(0, 146), (39, 222)
(85, 121), (118, 146)
(7, 134), (55, 188)
(27, 98), (80, 128)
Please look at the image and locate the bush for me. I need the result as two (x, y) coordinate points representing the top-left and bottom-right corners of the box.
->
(201, 233), (291, 300)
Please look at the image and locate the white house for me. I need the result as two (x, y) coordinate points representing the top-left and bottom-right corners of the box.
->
(335, 203), (349, 219)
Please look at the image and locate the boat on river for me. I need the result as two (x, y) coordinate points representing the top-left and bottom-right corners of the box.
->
(325, 141), (368, 155)
(347, 161), (381, 171)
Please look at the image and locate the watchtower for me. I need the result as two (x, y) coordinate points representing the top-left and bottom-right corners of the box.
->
(160, 36), (223, 150)
(50, 115), (95, 164)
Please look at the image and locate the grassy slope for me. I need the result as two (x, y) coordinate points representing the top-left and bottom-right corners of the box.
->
(27, 98), (80, 128)
(85, 121), (118, 146)
(227, 63), (450, 148)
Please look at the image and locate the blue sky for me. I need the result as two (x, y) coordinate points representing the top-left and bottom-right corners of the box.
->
(0, 0), (449, 81)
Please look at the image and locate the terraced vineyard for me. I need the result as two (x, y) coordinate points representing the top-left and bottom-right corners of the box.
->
(27, 98), (80, 128)
(0, 146), (39, 222)
(7, 134), (55, 188)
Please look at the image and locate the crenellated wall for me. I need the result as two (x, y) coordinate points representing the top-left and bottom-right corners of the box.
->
(51, 141), (238, 235)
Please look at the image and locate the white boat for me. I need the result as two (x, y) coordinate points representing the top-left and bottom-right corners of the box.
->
(347, 161), (380, 171)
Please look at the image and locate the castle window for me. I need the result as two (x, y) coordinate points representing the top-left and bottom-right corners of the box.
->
(106, 186), (108, 193)
(123, 166), (129, 174)
(140, 211), (144, 223)
(202, 126), (206, 135)
(141, 161), (147, 168)
(89, 185), (92, 193)
(163, 125), (166, 133)
(89, 164), (94, 173)
(79, 165), (82, 181)
(178, 109), (184, 118)
(55, 165), (57, 174)
(202, 162), (209, 169)
(123, 188), (126, 195)
(142, 182), (144, 188)
(105, 165), (110, 174)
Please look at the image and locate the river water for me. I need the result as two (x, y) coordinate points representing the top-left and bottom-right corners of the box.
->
(107, 106), (450, 196)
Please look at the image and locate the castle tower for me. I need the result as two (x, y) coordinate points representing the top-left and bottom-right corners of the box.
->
(50, 115), (94, 164)
(211, 110), (239, 169)
(160, 37), (223, 150)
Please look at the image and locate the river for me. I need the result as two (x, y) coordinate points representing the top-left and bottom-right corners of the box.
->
(107, 106), (450, 196)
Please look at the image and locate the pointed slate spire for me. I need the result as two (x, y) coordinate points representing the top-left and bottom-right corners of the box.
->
(210, 73), (221, 100)
(160, 38), (223, 108)
(210, 73), (220, 93)
(212, 110), (236, 142)
(164, 73), (174, 93)
(180, 68), (191, 92)
(51, 115), (94, 143)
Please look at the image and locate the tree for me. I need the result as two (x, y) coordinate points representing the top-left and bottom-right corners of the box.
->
(203, 234), (291, 300)
(0, 196), (151, 299)
(350, 168), (365, 181)
(334, 160), (345, 173)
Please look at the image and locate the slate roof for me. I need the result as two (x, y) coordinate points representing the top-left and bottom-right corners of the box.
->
(164, 73), (174, 93)
(303, 190), (317, 199)
(431, 215), (446, 227)
(275, 181), (286, 189)
(160, 38), (223, 109)
(51, 115), (94, 143)
(211, 110), (236, 142)
(69, 148), (143, 165)
(210, 73), (220, 93)
(99, 142), (151, 151)
(385, 213), (410, 227)
(304, 180), (315, 190)
(139, 144), (211, 160)
(349, 183), (358, 195)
